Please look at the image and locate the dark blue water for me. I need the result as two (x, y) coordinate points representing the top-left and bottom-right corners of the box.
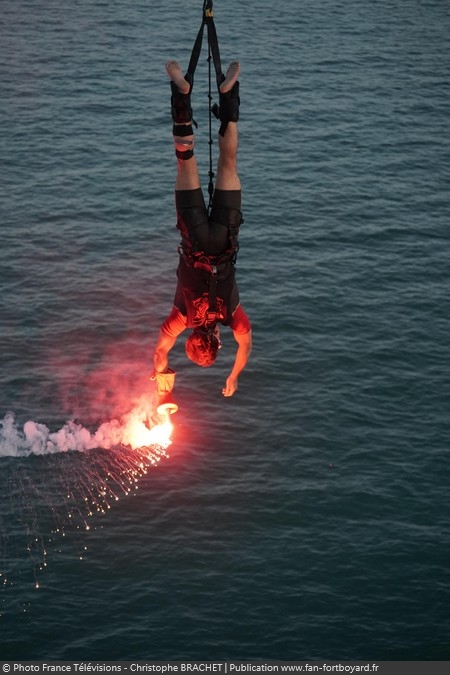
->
(1, 0), (450, 661)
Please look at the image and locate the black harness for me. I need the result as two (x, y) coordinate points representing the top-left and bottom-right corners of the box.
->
(178, 248), (238, 329)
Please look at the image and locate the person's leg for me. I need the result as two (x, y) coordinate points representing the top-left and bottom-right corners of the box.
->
(215, 61), (241, 191)
(210, 61), (242, 254)
(167, 61), (209, 251)
(166, 60), (201, 191)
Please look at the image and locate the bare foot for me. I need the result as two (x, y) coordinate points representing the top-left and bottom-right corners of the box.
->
(219, 61), (240, 93)
(166, 60), (190, 94)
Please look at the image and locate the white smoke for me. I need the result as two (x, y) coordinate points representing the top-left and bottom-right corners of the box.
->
(0, 397), (169, 458)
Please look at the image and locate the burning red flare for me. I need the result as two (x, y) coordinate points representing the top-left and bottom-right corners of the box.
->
(126, 417), (173, 451)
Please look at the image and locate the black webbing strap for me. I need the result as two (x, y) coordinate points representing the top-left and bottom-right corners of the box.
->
(206, 264), (218, 328)
(186, 13), (206, 85)
(186, 1), (223, 84)
(185, 0), (225, 211)
(205, 5), (224, 88)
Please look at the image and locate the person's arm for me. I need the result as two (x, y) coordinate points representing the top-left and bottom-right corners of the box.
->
(151, 328), (181, 422)
(152, 307), (187, 374)
(222, 329), (252, 397)
(153, 329), (178, 374)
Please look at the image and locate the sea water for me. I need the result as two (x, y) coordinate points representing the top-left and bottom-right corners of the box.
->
(1, 0), (449, 661)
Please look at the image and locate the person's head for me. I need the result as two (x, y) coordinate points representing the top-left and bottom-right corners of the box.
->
(185, 327), (221, 367)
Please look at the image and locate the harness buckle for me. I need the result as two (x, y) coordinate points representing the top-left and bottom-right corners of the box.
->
(206, 311), (217, 325)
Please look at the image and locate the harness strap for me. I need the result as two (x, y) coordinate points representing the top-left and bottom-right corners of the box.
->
(186, 14), (206, 85)
(206, 264), (218, 328)
(178, 248), (234, 273)
(186, 1), (223, 84)
(178, 249), (233, 329)
(185, 0), (225, 211)
(204, 6), (225, 88)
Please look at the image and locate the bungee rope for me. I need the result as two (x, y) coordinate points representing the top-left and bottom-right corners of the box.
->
(185, 0), (225, 212)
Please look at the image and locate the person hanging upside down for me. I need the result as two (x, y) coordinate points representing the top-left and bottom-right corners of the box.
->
(152, 59), (252, 407)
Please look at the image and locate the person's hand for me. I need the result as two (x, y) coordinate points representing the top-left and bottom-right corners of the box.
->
(222, 376), (238, 397)
(153, 369), (176, 397)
